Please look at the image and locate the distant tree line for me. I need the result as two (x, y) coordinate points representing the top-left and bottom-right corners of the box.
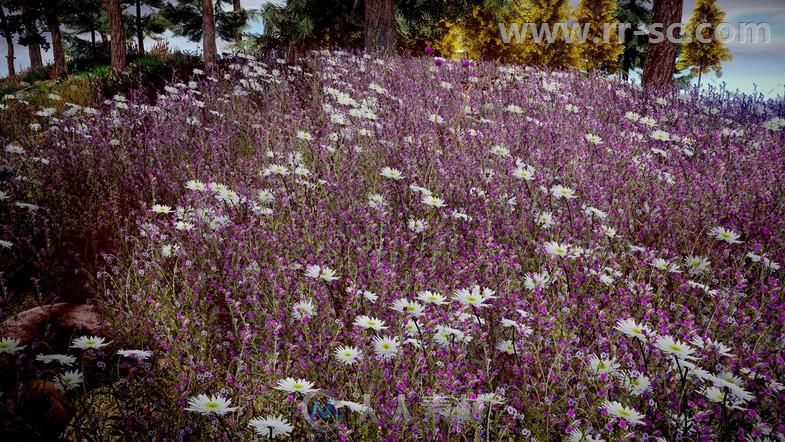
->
(0, 0), (248, 78)
(259, 0), (730, 90)
(0, 0), (730, 91)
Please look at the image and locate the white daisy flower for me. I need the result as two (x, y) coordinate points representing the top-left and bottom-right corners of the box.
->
(372, 335), (400, 360)
(70, 336), (111, 350)
(117, 349), (153, 360)
(292, 300), (316, 320)
(535, 211), (555, 229)
(407, 218), (428, 233)
(685, 256), (711, 275)
(496, 340), (515, 355)
(249, 415), (294, 438)
(391, 298), (425, 317)
(334, 400), (373, 413)
(5, 143), (26, 154)
(709, 226), (743, 244)
(0, 337), (26, 354)
(746, 252), (781, 271)
(151, 204), (172, 214)
(452, 285), (495, 308)
(257, 189), (275, 204)
(296, 130), (313, 141)
(569, 428), (606, 442)
(505, 104), (523, 114)
(614, 318), (652, 342)
(550, 185), (577, 199)
(702, 386), (727, 403)
(422, 195), (446, 208)
(544, 241), (571, 258)
(185, 180), (207, 191)
(583, 205), (608, 219)
(263, 164), (290, 176)
(655, 335), (696, 360)
(53, 369), (84, 391)
(433, 325), (471, 347)
(274, 377), (318, 395)
(353, 315), (388, 331)
(416, 290), (449, 305)
(650, 130), (670, 141)
(603, 401), (644, 426)
(585, 133), (603, 145)
(360, 290), (379, 303)
(524, 271), (550, 291)
(639, 116), (657, 127)
(589, 354), (619, 375)
(512, 163), (535, 181)
(710, 373), (754, 403)
(185, 394), (238, 415)
(36, 354), (76, 366)
(624, 373), (651, 396)
(690, 336), (733, 358)
(380, 167), (404, 180)
(334, 345), (362, 365)
(367, 193), (386, 210)
(304, 265), (340, 282)
(490, 145), (510, 158)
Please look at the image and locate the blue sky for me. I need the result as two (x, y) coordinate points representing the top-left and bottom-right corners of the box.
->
(1, 0), (783, 98)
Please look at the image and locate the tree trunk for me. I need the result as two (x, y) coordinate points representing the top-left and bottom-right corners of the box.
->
(29, 41), (43, 70)
(201, 0), (218, 65)
(47, 14), (66, 79)
(2, 34), (14, 80)
(0, 7), (14, 79)
(233, 0), (242, 41)
(105, 0), (126, 72)
(642, 0), (683, 90)
(91, 27), (96, 58)
(21, 6), (44, 71)
(364, 0), (395, 53)
(135, 0), (144, 54)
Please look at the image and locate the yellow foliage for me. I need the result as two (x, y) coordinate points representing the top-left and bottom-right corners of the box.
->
(433, 5), (516, 61)
(434, 0), (627, 72)
(572, 0), (624, 72)
(507, 0), (577, 68)
(676, 0), (732, 81)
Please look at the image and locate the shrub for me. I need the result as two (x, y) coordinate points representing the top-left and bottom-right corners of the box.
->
(2, 53), (784, 440)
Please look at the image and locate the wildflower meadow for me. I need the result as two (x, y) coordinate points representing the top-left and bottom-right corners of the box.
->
(2, 52), (785, 440)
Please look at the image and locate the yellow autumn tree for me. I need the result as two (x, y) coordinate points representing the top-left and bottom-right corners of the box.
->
(433, 4), (519, 61)
(676, 0), (732, 88)
(507, 0), (577, 68)
(573, 0), (624, 72)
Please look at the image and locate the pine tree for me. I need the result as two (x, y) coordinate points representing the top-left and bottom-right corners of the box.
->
(61, 1), (104, 59)
(616, 0), (651, 78)
(508, 0), (577, 68)
(675, 0), (731, 88)
(573, 0), (623, 72)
